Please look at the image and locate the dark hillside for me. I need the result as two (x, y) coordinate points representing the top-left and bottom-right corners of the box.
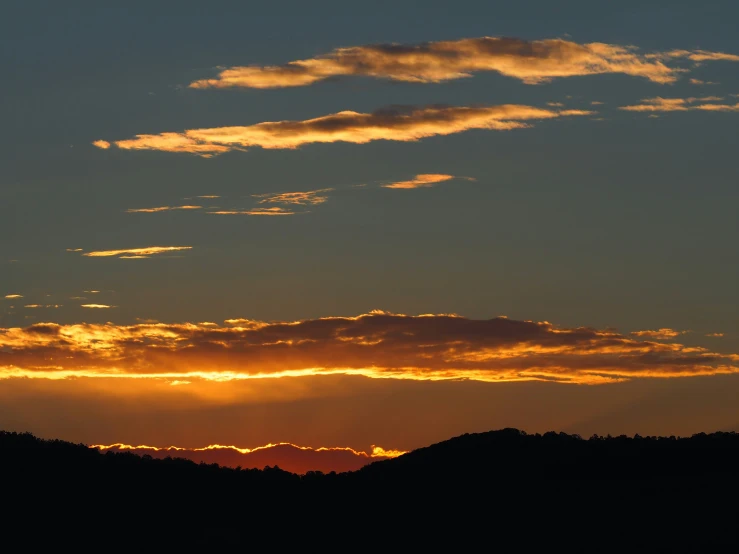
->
(3, 429), (738, 549)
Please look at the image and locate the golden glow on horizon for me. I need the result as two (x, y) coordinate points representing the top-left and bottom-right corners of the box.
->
(93, 104), (594, 156)
(0, 312), (736, 385)
(91, 441), (406, 458)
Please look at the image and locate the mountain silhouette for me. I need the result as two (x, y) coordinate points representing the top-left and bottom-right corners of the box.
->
(3, 428), (738, 549)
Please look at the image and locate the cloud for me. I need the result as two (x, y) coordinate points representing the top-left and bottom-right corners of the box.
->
(92, 140), (111, 149)
(253, 188), (334, 205)
(689, 78), (719, 85)
(546, 102), (565, 107)
(195, 195), (221, 199)
(187, 37), (683, 89)
(94, 104), (593, 156)
(631, 329), (688, 339)
(1, 312), (735, 385)
(656, 49), (739, 62)
(126, 205), (202, 213)
(620, 96), (739, 112)
(92, 442), (405, 474)
(81, 304), (115, 309)
(208, 207), (296, 216)
(382, 173), (473, 189)
(66, 248), (83, 252)
(4, 295), (23, 299)
(23, 304), (62, 309)
(706, 333), (724, 338)
(82, 246), (193, 258)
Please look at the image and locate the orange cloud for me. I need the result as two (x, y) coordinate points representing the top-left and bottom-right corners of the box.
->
(689, 78), (719, 85)
(253, 188), (333, 205)
(92, 140), (110, 149)
(81, 304), (115, 309)
(382, 173), (469, 189)
(92, 442), (405, 474)
(82, 246), (193, 258)
(657, 49), (739, 62)
(66, 248), (83, 252)
(4, 295), (23, 299)
(0, 312), (735, 385)
(93, 104), (593, 156)
(188, 37), (681, 89)
(620, 96), (738, 112)
(631, 329), (688, 339)
(195, 195), (221, 199)
(208, 207), (295, 216)
(706, 333), (724, 338)
(126, 205), (202, 213)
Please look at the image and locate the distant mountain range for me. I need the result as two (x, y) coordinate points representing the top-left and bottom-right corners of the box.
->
(3, 428), (738, 548)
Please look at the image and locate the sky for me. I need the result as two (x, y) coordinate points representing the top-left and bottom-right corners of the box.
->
(1, 2), (738, 472)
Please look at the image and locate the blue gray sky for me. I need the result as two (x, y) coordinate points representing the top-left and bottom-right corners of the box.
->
(1, 2), (738, 457)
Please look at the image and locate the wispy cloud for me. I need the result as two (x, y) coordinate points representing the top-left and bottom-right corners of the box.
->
(654, 49), (739, 62)
(93, 104), (593, 156)
(126, 205), (202, 213)
(706, 333), (724, 338)
(195, 195), (220, 199)
(187, 37), (688, 89)
(92, 140), (111, 149)
(620, 96), (738, 112)
(66, 248), (83, 252)
(81, 304), (115, 309)
(4, 294), (23, 299)
(631, 328), (688, 339)
(82, 246), (193, 258)
(253, 188), (333, 205)
(689, 78), (719, 86)
(24, 304), (62, 309)
(208, 207), (296, 216)
(1, 312), (735, 385)
(382, 173), (475, 189)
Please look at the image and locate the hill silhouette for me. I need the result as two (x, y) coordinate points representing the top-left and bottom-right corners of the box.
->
(3, 428), (738, 549)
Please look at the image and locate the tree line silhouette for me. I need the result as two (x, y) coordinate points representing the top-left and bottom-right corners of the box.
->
(3, 428), (738, 548)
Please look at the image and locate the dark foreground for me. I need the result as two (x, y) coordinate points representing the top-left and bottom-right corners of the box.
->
(3, 428), (738, 550)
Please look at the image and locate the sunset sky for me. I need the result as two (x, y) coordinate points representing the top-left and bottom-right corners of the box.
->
(1, 3), (738, 472)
